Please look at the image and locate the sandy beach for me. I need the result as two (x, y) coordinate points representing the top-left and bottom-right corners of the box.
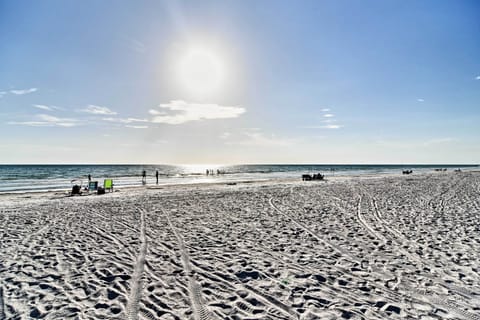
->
(1, 171), (479, 319)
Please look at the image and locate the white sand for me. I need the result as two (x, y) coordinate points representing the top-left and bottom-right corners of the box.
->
(1, 171), (480, 319)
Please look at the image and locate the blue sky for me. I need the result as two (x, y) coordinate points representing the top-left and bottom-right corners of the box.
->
(1, 0), (479, 164)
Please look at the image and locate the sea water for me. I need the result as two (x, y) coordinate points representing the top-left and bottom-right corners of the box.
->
(0, 164), (477, 193)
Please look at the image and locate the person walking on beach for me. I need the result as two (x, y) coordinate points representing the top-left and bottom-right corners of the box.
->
(156, 170), (159, 185)
(87, 174), (91, 182)
(142, 170), (146, 185)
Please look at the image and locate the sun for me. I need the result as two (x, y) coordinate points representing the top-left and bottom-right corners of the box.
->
(177, 46), (225, 97)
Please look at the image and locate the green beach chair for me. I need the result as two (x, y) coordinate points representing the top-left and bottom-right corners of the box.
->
(104, 179), (113, 192)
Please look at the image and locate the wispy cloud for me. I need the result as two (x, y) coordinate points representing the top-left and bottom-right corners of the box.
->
(150, 100), (246, 124)
(10, 88), (37, 95)
(417, 98), (424, 102)
(304, 124), (343, 129)
(304, 108), (343, 129)
(125, 125), (148, 129)
(80, 105), (117, 115)
(32, 104), (62, 111)
(0, 91), (6, 98)
(322, 124), (342, 129)
(475, 75), (480, 80)
(102, 117), (148, 124)
(8, 114), (78, 127)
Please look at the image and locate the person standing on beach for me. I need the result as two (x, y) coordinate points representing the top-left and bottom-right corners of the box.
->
(88, 174), (91, 182)
(142, 170), (146, 185)
(156, 170), (159, 185)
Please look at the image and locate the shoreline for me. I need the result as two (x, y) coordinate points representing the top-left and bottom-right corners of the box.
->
(1, 169), (476, 202)
(1, 164), (477, 196)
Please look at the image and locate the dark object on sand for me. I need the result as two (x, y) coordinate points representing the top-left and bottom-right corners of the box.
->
(71, 184), (81, 195)
(302, 173), (324, 181)
(454, 169), (462, 173)
(97, 187), (105, 195)
(402, 170), (413, 175)
(302, 174), (312, 181)
(70, 179), (82, 196)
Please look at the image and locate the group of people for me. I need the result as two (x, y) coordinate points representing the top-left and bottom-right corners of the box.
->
(302, 173), (325, 181)
(88, 168), (233, 187)
(142, 170), (160, 185)
(206, 169), (226, 176)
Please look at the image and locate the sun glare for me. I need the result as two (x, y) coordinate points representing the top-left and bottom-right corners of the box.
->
(177, 46), (225, 97)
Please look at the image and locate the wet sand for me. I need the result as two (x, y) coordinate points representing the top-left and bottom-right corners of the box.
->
(1, 171), (479, 319)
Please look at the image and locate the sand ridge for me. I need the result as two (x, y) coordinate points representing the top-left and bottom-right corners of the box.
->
(1, 171), (479, 319)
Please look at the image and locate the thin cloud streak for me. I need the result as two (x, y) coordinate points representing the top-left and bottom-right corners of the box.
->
(8, 114), (79, 127)
(80, 105), (117, 115)
(150, 100), (245, 124)
(10, 88), (37, 95)
(304, 124), (343, 129)
(102, 117), (149, 123)
(125, 125), (148, 129)
(33, 104), (62, 111)
(304, 107), (343, 129)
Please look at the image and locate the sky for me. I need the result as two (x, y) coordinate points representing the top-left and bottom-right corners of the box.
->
(1, 0), (479, 164)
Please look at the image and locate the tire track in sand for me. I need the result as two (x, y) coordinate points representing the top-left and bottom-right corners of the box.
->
(355, 184), (480, 320)
(126, 207), (147, 320)
(283, 183), (480, 320)
(269, 197), (361, 265)
(367, 193), (480, 306)
(355, 196), (388, 245)
(164, 209), (216, 320)
(0, 286), (5, 320)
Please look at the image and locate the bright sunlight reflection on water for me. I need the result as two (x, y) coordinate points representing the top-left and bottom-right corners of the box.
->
(179, 164), (225, 175)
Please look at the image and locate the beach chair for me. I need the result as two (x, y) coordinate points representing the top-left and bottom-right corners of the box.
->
(71, 184), (82, 195)
(70, 179), (82, 196)
(88, 181), (98, 191)
(104, 179), (113, 192)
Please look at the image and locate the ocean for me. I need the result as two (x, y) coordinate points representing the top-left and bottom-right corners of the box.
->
(0, 164), (477, 193)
